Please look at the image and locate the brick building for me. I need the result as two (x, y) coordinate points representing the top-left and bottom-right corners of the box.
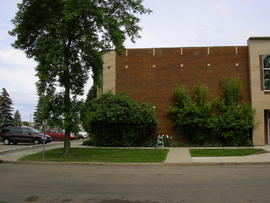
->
(99, 37), (270, 145)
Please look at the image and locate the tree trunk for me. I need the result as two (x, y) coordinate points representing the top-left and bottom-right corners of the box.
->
(63, 68), (71, 156)
(64, 126), (71, 155)
(63, 37), (73, 156)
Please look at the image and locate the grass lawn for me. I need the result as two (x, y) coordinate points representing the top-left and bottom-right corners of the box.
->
(189, 148), (267, 157)
(20, 148), (169, 163)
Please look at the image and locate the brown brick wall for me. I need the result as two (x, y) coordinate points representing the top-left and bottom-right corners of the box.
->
(115, 46), (250, 141)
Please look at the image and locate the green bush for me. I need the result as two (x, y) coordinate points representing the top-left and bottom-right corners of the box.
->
(82, 139), (95, 146)
(214, 104), (254, 145)
(169, 85), (214, 145)
(213, 78), (255, 146)
(83, 93), (157, 147)
(220, 78), (242, 105)
(169, 78), (255, 146)
(169, 141), (183, 147)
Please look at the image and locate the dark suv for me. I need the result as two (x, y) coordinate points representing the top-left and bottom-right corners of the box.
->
(0, 126), (52, 145)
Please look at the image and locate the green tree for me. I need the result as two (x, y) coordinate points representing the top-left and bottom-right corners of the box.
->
(34, 95), (82, 135)
(0, 88), (14, 131)
(33, 96), (49, 127)
(10, 0), (151, 155)
(33, 95), (63, 129)
(14, 110), (22, 127)
(22, 121), (30, 126)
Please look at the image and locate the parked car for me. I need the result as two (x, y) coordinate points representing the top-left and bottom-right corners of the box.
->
(44, 129), (75, 140)
(77, 131), (89, 139)
(0, 126), (52, 145)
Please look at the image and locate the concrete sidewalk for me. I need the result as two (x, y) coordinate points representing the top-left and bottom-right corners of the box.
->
(1, 142), (270, 164)
(164, 148), (192, 163)
(165, 146), (270, 164)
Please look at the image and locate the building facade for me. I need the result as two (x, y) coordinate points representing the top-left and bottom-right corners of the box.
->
(100, 37), (270, 145)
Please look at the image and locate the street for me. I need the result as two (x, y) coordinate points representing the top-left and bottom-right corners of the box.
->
(1, 164), (270, 203)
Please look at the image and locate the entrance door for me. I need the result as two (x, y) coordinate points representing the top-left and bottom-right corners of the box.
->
(268, 111), (270, 144)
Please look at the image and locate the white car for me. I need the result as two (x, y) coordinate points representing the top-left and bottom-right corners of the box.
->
(78, 131), (88, 139)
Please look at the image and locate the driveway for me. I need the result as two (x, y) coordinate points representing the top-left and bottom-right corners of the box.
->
(0, 140), (83, 162)
(0, 141), (63, 153)
(0, 142), (44, 152)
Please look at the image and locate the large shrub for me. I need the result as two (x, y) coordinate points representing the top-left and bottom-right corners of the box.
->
(169, 85), (214, 145)
(169, 79), (255, 146)
(213, 79), (255, 146)
(83, 93), (157, 147)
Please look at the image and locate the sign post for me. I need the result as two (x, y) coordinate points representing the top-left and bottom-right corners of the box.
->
(42, 120), (47, 160)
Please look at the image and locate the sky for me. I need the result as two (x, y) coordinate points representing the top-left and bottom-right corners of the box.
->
(1, 0), (270, 121)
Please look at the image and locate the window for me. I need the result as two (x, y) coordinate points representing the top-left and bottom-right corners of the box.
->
(263, 55), (270, 90)
(22, 128), (30, 135)
(8, 127), (21, 134)
(2, 128), (10, 135)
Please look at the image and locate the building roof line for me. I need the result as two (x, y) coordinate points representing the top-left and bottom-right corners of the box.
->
(249, 36), (270, 40)
(124, 45), (248, 50)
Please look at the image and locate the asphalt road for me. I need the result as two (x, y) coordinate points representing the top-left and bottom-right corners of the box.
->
(1, 164), (270, 203)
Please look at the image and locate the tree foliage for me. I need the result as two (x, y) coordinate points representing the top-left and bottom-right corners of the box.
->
(169, 79), (255, 146)
(14, 110), (22, 127)
(81, 84), (97, 128)
(22, 121), (30, 126)
(83, 93), (157, 147)
(213, 78), (254, 146)
(169, 85), (214, 145)
(0, 88), (14, 131)
(34, 95), (83, 134)
(10, 0), (151, 154)
(34, 95), (64, 128)
(220, 78), (242, 106)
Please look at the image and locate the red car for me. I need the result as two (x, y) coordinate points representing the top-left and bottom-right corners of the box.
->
(44, 129), (75, 140)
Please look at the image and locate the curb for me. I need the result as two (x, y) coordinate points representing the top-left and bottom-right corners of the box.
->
(2, 160), (270, 166)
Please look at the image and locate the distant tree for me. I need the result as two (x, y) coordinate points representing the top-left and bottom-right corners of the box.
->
(0, 88), (14, 131)
(33, 96), (48, 130)
(14, 110), (22, 126)
(22, 121), (30, 126)
(10, 0), (151, 155)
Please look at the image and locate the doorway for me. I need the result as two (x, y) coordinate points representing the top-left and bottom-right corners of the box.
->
(267, 110), (270, 144)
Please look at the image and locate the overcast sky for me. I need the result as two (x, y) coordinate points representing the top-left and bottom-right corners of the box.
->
(1, 0), (270, 121)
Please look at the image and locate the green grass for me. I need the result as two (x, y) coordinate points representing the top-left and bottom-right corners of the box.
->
(189, 148), (267, 157)
(20, 148), (169, 163)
